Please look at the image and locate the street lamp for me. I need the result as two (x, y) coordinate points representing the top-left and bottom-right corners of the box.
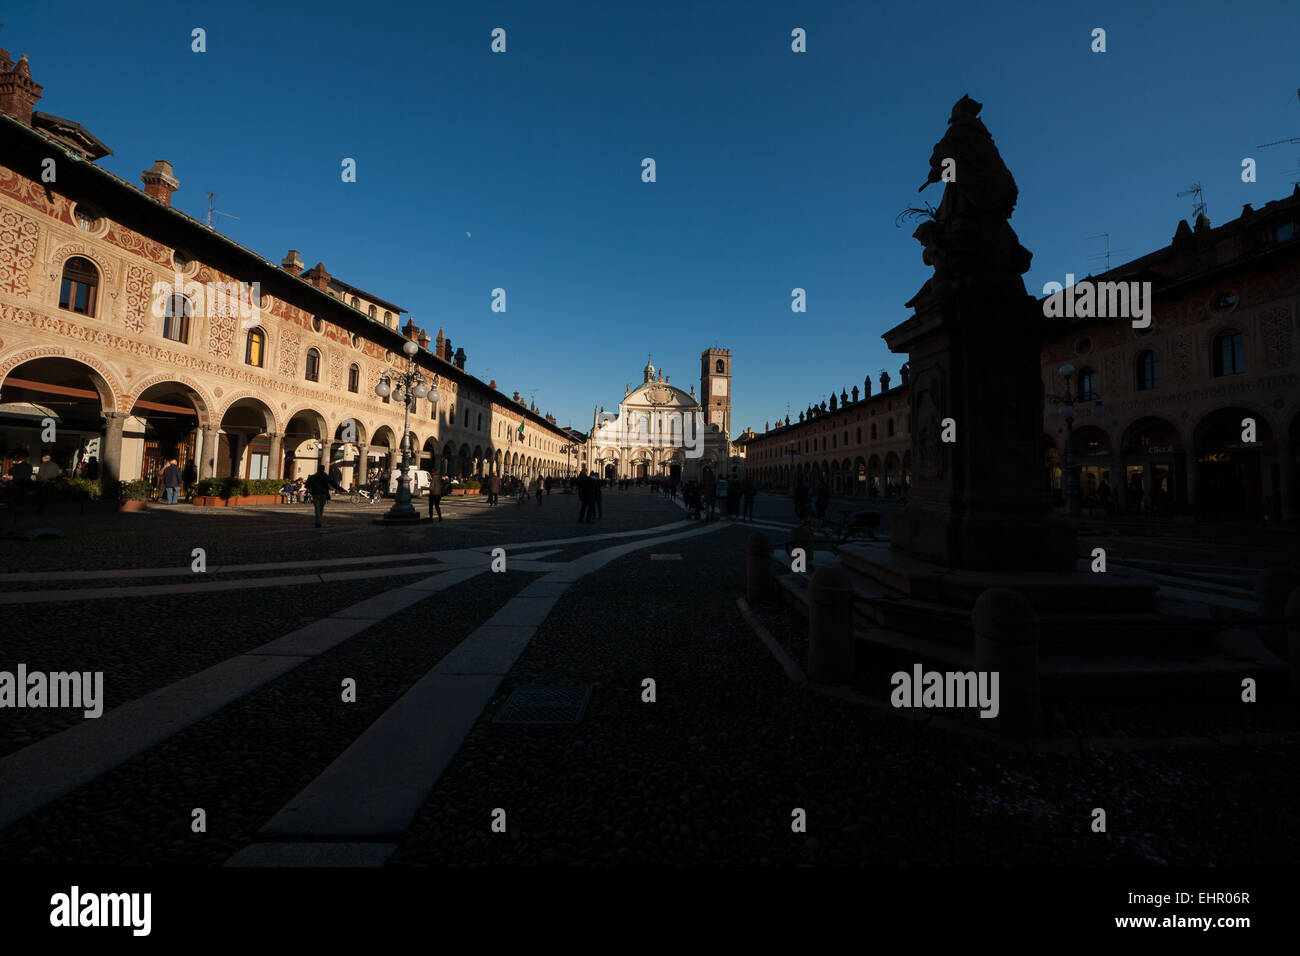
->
(1046, 363), (1107, 519)
(560, 442), (578, 478)
(786, 438), (801, 495)
(375, 339), (437, 521)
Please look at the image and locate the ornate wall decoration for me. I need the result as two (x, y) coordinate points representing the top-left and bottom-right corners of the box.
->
(0, 207), (40, 296)
(0, 168), (58, 214)
(278, 329), (300, 378)
(105, 224), (171, 266)
(122, 263), (151, 334)
(1258, 306), (1293, 369)
(207, 304), (236, 358)
(329, 350), (344, 390)
(1169, 331), (1192, 381)
(909, 364), (948, 482)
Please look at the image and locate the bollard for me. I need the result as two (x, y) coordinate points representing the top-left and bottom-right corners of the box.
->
(973, 588), (1041, 739)
(807, 565), (855, 684)
(786, 526), (816, 573)
(1287, 587), (1300, 700)
(746, 532), (774, 604)
(1256, 568), (1300, 656)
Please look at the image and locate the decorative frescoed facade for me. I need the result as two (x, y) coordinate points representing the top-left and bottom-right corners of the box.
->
(0, 43), (577, 492)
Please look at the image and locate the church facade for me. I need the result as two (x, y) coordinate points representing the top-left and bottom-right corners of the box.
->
(585, 349), (733, 482)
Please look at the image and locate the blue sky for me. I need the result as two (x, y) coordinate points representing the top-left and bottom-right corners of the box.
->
(9, 0), (1300, 434)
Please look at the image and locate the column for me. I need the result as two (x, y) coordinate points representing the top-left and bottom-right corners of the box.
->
(199, 425), (221, 480)
(1112, 450), (1128, 511)
(268, 432), (283, 480)
(100, 411), (127, 489)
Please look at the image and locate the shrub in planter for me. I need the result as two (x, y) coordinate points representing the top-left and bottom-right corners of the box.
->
(460, 479), (481, 490)
(195, 478), (218, 497)
(119, 479), (150, 501)
(53, 477), (101, 501)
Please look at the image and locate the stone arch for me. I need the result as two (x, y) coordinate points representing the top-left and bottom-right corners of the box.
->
(0, 348), (121, 413)
(125, 373), (215, 427)
(217, 391), (283, 434)
(50, 241), (118, 288)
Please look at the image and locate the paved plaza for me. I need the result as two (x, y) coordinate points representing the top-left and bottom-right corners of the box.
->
(0, 488), (1295, 867)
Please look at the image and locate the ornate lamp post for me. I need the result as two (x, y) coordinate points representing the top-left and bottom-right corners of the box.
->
(1046, 363), (1106, 519)
(560, 442), (577, 478)
(375, 339), (438, 521)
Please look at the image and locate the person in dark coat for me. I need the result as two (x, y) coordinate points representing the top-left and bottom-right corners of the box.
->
(428, 471), (445, 520)
(181, 459), (197, 501)
(486, 472), (501, 506)
(576, 471), (592, 523)
(305, 466), (343, 528)
(161, 458), (183, 505)
(592, 473), (603, 519)
(742, 478), (757, 521)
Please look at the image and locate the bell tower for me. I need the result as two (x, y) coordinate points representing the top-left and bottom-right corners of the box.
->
(700, 347), (731, 437)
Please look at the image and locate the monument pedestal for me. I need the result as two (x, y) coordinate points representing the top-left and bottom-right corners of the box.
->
(884, 281), (1075, 572)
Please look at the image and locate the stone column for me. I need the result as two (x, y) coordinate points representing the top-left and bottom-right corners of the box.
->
(99, 411), (127, 490)
(199, 425), (221, 479)
(267, 432), (283, 480)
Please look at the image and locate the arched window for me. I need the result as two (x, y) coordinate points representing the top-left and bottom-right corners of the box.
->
(305, 347), (321, 382)
(368, 304), (377, 320)
(1136, 350), (1159, 390)
(347, 363), (359, 393)
(887, 419), (895, 437)
(464, 408), (470, 426)
(715, 359), (724, 373)
(856, 427), (862, 443)
(871, 424), (877, 440)
(1212, 330), (1244, 376)
(58, 256), (99, 315)
(384, 310), (393, 327)
(245, 328), (265, 367)
(163, 294), (191, 343)
(1077, 366), (1096, 401)
(350, 296), (360, 309)
(477, 413), (483, 431)
(832, 434), (837, 449)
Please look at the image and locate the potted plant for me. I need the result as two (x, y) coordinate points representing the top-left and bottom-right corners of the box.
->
(118, 479), (150, 512)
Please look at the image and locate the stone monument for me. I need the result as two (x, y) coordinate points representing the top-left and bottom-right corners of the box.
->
(885, 94), (1075, 572)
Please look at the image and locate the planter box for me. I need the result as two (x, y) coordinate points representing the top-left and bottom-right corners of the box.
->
(226, 494), (281, 506)
(118, 499), (148, 512)
(192, 496), (226, 507)
(450, 488), (481, 495)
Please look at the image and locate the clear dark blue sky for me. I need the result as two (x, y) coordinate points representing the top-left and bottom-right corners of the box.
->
(9, 1), (1300, 434)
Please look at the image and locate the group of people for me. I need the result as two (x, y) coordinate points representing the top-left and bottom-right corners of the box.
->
(574, 471), (604, 522)
(679, 473), (757, 522)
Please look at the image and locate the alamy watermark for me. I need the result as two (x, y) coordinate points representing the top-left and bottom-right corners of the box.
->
(1041, 274), (1152, 328)
(150, 275), (264, 330)
(0, 664), (103, 718)
(594, 409), (707, 459)
(890, 664), (999, 718)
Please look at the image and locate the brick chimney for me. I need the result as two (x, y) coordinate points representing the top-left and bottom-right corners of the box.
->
(417, 328), (430, 350)
(303, 262), (331, 291)
(488, 379), (497, 390)
(402, 318), (419, 341)
(434, 327), (445, 359)
(453, 347), (466, 369)
(141, 160), (180, 206)
(0, 53), (43, 125)
(443, 337), (453, 362)
(281, 250), (304, 274)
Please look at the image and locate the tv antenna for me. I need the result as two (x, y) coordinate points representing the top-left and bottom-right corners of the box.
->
(1254, 88), (1300, 149)
(1176, 182), (1208, 221)
(205, 192), (240, 230)
(1085, 232), (1132, 273)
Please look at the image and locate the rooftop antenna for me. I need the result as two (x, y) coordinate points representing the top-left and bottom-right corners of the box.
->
(205, 192), (240, 231)
(1084, 232), (1132, 273)
(1255, 88), (1300, 149)
(1177, 182), (1208, 221)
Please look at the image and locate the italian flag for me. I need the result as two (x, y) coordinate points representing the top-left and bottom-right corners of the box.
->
(517, 420), (526, 440)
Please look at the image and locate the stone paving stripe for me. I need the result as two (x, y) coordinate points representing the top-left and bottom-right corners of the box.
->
(0, 569), (470, 831)
(0, 653), (309, 832)
(238, 520), (729, 849)
(435, 625), (537, 675)
(736, 597), (807, 682)
(225, 842), (397, 867)
(256, 674), (502, 840)
(484, 596), (560, 627)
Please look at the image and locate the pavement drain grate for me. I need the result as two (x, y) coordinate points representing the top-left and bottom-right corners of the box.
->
(494, 685), (592, 724)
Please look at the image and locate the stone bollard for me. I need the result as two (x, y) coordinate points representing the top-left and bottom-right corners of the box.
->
(973, 588), (1041, 739)
(807, 565), (855, 684)
(1287, 587), (1300, 700)
(786, 526), (816, 573)
(1256, 568), (1300, 656)
(746, 532), (773, 604)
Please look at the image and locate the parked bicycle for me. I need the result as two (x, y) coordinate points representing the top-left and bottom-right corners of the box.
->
(348, 487), (383, 505)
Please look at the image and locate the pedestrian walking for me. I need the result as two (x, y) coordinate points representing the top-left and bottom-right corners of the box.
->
(428, 471), (445, 520)
(534, 476), (544, 505)
(742, 477), (756, 521)
(304, 466), (344, 528)
(592, 473), (603, 519)
(161, 458), (183, 504)
(577, 471), (592, 523)
(814, 479), (830, 526)
(487, 472), (501, 506)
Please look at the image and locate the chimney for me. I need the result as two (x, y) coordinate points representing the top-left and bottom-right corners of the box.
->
(403, 318), (419, 341)
(453, 346), (466, 369)
(281, 250), (304, 274)
(417, 328), (430, 350)
(434, 327), (445, 359)
(304, 262), (332, 290)
(488, 379), (497, 390)
(0, 53), (43, 126)
(140, 160), (180, 206)
(443, 337), (453, 362)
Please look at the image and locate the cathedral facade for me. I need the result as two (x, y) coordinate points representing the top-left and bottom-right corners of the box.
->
(585, 349), (733, 482)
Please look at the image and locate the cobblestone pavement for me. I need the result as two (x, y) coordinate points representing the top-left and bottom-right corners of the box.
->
(0, 489), (1295, 865)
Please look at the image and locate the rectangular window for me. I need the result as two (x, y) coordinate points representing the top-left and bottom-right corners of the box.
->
(60, 278), (97, 315)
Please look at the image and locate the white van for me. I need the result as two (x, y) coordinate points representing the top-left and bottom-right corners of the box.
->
(387, 467), (431, 496)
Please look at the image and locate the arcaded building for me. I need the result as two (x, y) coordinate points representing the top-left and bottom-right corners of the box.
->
(0, 44), (576, 491)
(741, 193), (1300, 522)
